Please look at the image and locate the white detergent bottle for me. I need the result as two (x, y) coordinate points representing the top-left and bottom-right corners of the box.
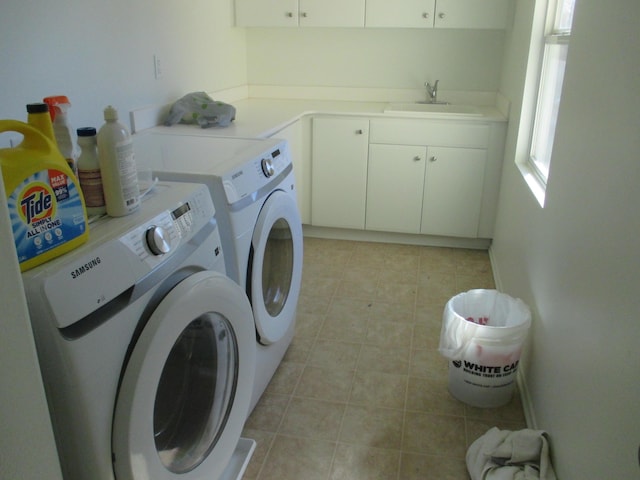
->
(97, 106), (140, 217)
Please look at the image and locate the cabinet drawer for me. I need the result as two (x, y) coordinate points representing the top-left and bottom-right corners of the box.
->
(370, 118), (490, 148)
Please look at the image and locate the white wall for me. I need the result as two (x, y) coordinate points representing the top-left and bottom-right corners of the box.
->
(246, 27), (506, 92)
(0, 0), (246, 476)
(0, 172), (63, 480)
(0, 0), (246, 137)
(493, 1), (640, 478)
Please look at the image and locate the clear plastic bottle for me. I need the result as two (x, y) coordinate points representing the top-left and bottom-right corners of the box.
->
(76, 127), (106, 217)
(97, 106), (140, 217)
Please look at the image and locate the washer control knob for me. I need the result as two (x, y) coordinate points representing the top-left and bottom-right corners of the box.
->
(146, 226), (171, 255)
(261, 157), (275, 177)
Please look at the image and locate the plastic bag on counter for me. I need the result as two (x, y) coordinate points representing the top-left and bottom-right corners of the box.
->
(164, 92), (236, 128)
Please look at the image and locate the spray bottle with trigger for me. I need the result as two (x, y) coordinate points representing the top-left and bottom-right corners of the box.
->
(43, 95), (77, 174)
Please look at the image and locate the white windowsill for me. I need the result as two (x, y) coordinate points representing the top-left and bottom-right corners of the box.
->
(516, 160), (547, 208)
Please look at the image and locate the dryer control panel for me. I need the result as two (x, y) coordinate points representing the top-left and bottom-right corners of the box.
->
(221, 139), (292, 205)
(22, 182), (218, 329)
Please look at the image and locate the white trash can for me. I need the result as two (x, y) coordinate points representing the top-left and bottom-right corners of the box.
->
(438, 289), (531, 408)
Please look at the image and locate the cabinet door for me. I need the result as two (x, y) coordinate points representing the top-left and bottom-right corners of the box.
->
(366, 0), (435, 28)
(300, 0), (365, 27)
(235, 0), (298, 27)
(421, 146), (486, 237)
(366, 144), (427, 233)
(311, 117), (369, 229)
(434, 0), (511, 29)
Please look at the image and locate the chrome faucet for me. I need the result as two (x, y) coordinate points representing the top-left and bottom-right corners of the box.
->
(426, 80), (439, 103)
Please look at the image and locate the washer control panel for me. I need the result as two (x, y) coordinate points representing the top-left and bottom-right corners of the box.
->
(118, 184), (211, 265)
(23, 182), (218, 329)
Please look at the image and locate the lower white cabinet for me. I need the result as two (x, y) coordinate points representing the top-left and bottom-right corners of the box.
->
(366, 144), (427, 233)
(311, 117), (369, 229)
(311, 115), (503, 239)
(421, 146), (486, 237)
(366, 144), (486, 237)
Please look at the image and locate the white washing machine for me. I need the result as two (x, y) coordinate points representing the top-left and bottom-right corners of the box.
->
(134, 133), (303, 413)
(21, 182), (256, 480)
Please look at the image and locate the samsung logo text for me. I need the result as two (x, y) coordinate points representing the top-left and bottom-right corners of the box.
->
(70, 257), (102, 279)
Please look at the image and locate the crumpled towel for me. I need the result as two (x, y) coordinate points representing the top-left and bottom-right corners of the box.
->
(466, 427), (557, 480)
(164, 91), (236, 128)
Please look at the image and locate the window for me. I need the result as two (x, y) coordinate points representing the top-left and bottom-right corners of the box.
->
(528, 0), (576, 186)
(516, 0), (576, 206)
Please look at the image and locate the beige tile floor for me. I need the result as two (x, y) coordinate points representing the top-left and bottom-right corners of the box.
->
(242, 238), (527, 480)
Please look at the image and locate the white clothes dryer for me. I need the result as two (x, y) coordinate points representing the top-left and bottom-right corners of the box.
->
(134, 133), (303, 413)
(21, 182), (256, 480)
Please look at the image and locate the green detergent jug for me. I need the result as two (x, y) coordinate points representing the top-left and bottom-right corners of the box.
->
(0, 119), (89, 271)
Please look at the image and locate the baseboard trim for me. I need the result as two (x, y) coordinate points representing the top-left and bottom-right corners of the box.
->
(303, 225), (491, 250)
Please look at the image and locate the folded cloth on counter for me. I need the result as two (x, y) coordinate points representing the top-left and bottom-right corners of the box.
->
(466, 427), (557, 480)
(165, 91), (236, 128)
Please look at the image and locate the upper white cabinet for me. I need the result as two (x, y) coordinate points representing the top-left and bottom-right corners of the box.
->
(365, 0), (511, 29)
(236, 0), (509, 28)
(434, 0), (511, 29)
(366, 0), (435, 28)
(235, 0), (296, 27)
(235, 0), (366, 27)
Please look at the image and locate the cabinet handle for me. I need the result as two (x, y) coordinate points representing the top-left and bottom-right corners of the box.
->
(422, 12), (430, 19)
(285, 12), (293, 17)
(413, 156), (422, 162)
(438, 12), (446, 19)
(300, 12), (308, 18)
(355, 129), (363, 135)
(430, 156), (438, 162)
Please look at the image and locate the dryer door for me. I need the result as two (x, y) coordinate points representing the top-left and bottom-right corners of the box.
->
(250, 189), (303, 345)
(112, 271), (255, 480)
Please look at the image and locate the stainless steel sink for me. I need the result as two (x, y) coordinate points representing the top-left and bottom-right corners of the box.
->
(384, 102), (482, 116)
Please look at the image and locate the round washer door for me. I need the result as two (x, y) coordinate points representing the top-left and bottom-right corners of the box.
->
(112, 271), (255, 480)
(250, 189), (303, 345)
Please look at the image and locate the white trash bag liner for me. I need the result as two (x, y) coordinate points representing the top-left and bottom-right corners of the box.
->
(438, 289), (531, 408)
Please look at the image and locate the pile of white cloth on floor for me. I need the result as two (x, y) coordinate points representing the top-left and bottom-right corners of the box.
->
(466, 427), (557, 479)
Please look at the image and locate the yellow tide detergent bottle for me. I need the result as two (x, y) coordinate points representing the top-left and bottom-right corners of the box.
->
(0, 113), (89, 272)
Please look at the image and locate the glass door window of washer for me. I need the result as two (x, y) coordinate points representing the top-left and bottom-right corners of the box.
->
(154, 313), (238, 473)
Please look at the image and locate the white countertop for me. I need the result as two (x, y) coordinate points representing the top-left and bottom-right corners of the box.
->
(135, 97), (507, 140)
